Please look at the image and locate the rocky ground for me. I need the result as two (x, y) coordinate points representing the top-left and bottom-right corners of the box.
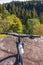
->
(0, 35), (43, 65)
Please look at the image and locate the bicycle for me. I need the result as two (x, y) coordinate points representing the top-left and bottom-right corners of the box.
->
(0, 32), (40, 65)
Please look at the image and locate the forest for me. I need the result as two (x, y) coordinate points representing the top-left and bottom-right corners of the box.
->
(0, 1), (43, 35)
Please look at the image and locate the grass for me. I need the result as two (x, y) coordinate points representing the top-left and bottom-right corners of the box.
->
(0, 34), (7, 38)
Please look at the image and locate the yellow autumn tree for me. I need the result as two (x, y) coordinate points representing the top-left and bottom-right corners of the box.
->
(0, 13), (2, 19)
(39, 24), (43, 36)
(33, 20), (40, 35)
(26, 18), (40, 34)
(6, 14), (23, 33)
(0, 14), (23, 34)
(33, 23), (43, 36)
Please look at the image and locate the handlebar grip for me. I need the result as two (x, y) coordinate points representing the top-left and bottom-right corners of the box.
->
(29, 35), (40, 39)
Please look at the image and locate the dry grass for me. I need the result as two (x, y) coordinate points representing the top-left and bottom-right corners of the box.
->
(0, 34), (7, 38)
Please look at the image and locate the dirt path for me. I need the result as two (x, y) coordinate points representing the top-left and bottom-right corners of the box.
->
(0, 36), (43, 65)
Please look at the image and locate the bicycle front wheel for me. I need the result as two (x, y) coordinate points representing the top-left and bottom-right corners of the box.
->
(18, 54), (23, 65)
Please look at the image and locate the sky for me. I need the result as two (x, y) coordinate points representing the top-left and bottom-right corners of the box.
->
(0, 0), (30, 4)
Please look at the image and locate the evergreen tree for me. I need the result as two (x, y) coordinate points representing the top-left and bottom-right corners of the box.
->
(32, 7), (38, 18)
(40, 12), (43, 23)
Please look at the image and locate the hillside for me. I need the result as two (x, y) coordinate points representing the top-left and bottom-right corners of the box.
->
(0, 1), (43, 24)
(0, 1), (43, 35)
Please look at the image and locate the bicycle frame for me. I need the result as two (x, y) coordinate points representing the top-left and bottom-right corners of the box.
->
(0, 32), (40, 65)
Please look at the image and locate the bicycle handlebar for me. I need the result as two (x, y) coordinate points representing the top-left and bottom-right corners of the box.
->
(0, 32), (40, 39)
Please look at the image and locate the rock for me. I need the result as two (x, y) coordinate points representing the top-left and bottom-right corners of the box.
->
(34, 38), (38, 42)
(3, 60), (14, 65)
(0, 36), (43, 65)
(0, 43), (4, 48)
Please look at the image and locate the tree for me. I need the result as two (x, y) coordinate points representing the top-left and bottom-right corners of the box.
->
(4, 9), (10, 16)
(32, 7), (38, 18)
(33, 19), (40, 35)
(22, 8), (25, 16)
(0, 4), (2, 13)
(0, 14), (23, 33)
(39, 24), (43, 36)
(0, 19), (10, 32)
(26, 18), (40, 34)
(7, 14), (23, 33)
(16, 6), (19, 13)
(40, 12), (43, 23)
(10, 2), (16, 14)
(0, 13), (2, 19)
(2, 8), (10, 19)
(33, 24), (43, 36)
